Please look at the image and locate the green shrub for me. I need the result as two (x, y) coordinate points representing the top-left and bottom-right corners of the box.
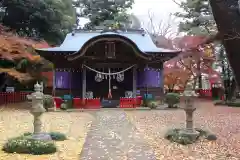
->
(2, 136), (57, 155)
(23, 132), (67, 141)
(165, 93), (180, 108)
(142, 100), (158, 109)
(43, 95), (54, 111)
(148, 101), (158, 109)
(214, 100), (240, 107)
(226, 101), (240, 107)
(164, 128), (197, 145)
(164, 128), (217, 145)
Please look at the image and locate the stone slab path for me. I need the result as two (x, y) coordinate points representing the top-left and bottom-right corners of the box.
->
(79, 110), (156, 160)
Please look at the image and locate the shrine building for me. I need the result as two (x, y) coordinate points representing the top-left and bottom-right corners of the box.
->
(35, 29), (180, 102)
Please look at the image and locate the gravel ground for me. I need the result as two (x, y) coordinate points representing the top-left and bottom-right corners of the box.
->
(126, 101), (240, 160)
(80, 111), (156, 160)
(0, 103), (94, 160)
(2, 101), (240, 160)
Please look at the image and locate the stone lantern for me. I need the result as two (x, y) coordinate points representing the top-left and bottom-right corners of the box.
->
(180, 83), (199, 139)
(29, 82), (51, 141)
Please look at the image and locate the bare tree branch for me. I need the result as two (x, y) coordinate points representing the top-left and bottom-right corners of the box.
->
(172, 0), (181, 7)
(144, 10), (178, 42)
(147, 9), (156, 35)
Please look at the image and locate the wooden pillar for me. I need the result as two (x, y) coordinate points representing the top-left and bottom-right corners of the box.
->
(52, 68), (56, 111)
(52, 68), (56, 97)
(159, 63), (164, 94)
(82, 67), (86, 98)
(132, 66), (137, 97)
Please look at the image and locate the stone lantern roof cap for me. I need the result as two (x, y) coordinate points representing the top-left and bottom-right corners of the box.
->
(34, 82), (41, 91)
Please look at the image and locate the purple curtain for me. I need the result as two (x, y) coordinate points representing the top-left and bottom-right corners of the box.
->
(137, 69), (162, 87)
(54, 69), (163, 89)
(55, 72), (71, 89)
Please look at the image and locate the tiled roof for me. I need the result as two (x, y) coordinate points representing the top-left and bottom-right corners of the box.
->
(36, 30), (179, 54)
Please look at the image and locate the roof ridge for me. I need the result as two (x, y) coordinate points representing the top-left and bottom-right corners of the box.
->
(73, 28), (146, 34)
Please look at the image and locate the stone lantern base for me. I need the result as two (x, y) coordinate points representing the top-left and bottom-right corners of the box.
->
(48, 107), (56, 112)
(179, 129), (200, 141)
(31, 133), (52, 141)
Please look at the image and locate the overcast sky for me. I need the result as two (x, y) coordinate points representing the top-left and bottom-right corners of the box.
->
(132, 0), (181, 19)
(131, 0), (182, 33)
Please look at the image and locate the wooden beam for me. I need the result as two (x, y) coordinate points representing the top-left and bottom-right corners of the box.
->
(85, 63), (136, 68)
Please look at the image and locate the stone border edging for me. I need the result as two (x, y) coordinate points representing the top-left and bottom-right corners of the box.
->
(52, 107), (151, 112)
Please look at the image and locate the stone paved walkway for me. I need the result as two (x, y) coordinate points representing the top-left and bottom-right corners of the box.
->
(79, 110), (156, 160)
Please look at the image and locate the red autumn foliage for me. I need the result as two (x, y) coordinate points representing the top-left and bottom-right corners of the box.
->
(0, 24), (51, 82)
(162, 35), (220, 90)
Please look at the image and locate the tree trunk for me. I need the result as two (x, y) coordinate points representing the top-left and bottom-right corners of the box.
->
(209, 0), (240, 87)
(197, 59), (202, 90)
(0, 73), (7, 91)
(229, 79), (236, 101)
(219, 46), (227, 100)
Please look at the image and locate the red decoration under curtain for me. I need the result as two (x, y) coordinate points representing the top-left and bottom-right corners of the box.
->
(108, 89), (112, 99)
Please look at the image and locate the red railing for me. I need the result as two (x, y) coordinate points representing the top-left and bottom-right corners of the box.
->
(120, 98), (139, 108)
(136, 96), (142, 106)
(0, 92), (33, 105)
(57, 98), (101, 109)
(85, 98), (101, 109)
(0, 92), (139, 109)
(199, 89), (212, 97)
(72, 98), (82, 109)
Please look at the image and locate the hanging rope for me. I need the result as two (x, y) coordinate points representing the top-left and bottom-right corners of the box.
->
(108, 68), (112, 99)
(83, 64), (136, 75)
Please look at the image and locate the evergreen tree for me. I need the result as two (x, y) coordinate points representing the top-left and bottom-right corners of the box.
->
(0, 0), (76, 45)
(73, 0), (134, 29)
(174, 0), (216, 35)
(215, 45), (235, 100)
